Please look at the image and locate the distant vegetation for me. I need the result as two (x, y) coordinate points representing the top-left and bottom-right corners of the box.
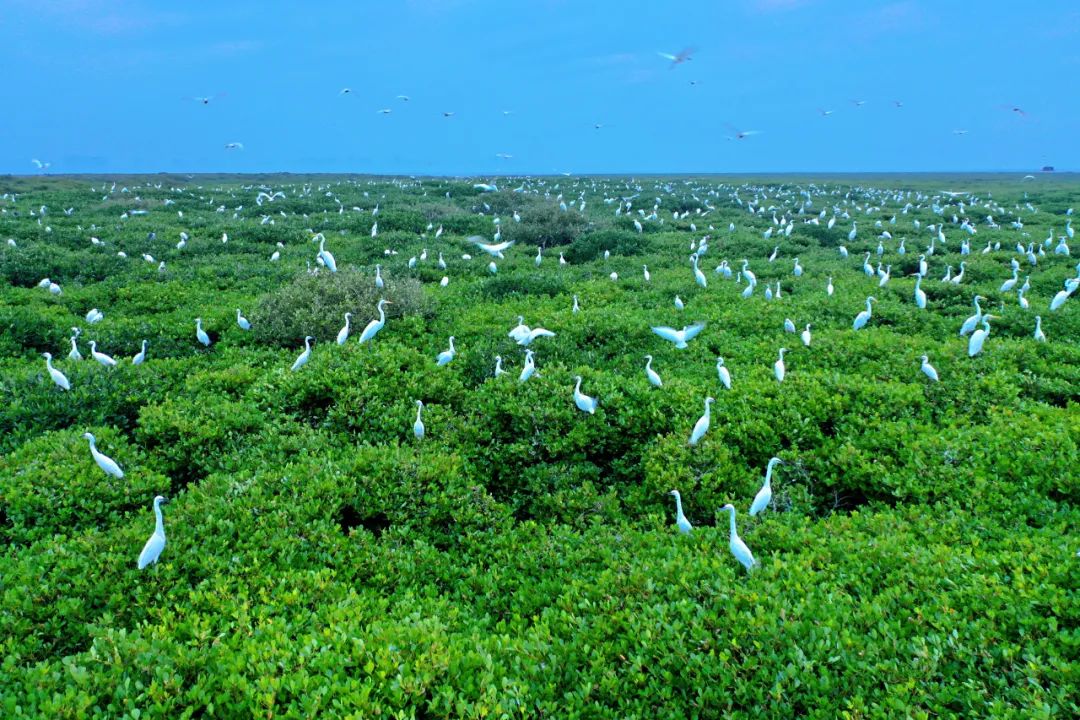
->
(0, 174), (1077, 717)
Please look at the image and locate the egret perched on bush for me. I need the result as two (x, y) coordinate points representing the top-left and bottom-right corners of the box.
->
(89, 341), (117, 367)
(674, 295), (685, 310)
(517, 327), (556, 347)
(774, 348), (788, 383)
(920, 354), (939, 381)
(801, 324), (812, 347)
(716, 357), (731, 390)
(913, 274), (926, 309)
(374, 264), (384, 289)
(691, 255), (707, 288)
(358, 299), (390, 344)
(436, 336), (456, 366)
(750, 458), (781, 516)
(137, 495), (167, 570)
(669, 490), (692, 534)
(132, 340), (148, 365)
(572, 295), (581, 313)
(1050, 286), (1070, 312)
(317, 238), (337, 272)
(852, 297), (876, 330)
(68, 330), (83, 361)
(826, 276), (834, 297)
(688, 396), (714, 445)
(195, 318), (211, 347)
(573, 376), (597, 414)
(652, 322), (705, 349)
(291, 336), (313, 371)
(1034, 316), (1046, 342)
(519, 350), (537, 382)
(413, 400), (425, 440)
(644, 355), (663, 387)
(1000, 267), (1019, 293)
(236, 309), (251, 330)
(959, 296), (985, 336)
(42, 352), (70, 390)
(968, 316), (995, 357)
(720, 504), (756, 572)
(494, 355), (506, 377)
(784, 318), (796, 333)
(83, 432), (124, 479)
(337, 313), (352, 345)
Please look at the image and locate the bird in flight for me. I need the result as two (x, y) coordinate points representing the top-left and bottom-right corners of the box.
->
(192, 93), (226, 105)
(725, 124), (760, 140)
(396, 95), (410, 102)
(952, 129), (969, 136)
(224, 142), (244, 150)
(495, 153), (513, 160)
(850, 99), (866, 107)
(657, 47), (695, 68)
(892, 100), (904, 108)
(442, 111), (455, 118)
(31, 159), (51, 171)
(377, 108), (393, 114)
(339, 88), (352, 95)
(818, 108), (834, 117)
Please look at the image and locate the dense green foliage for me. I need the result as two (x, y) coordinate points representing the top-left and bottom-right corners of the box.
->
(0, 174), (1077, 718)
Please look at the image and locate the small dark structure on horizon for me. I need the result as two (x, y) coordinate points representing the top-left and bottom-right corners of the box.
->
(1041, 166), (1055, 172)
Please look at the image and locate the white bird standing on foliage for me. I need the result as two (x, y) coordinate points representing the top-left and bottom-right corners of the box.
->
(852, 297), (876, 330)
(83, 432), (124, 479)
(674, 295), (685, 311)
(236, 309), (251, 330)
(358, 299), (390, 344)
(913, 275), (926, 309)
(644, 355), (663, 387)
(68, 331), (83, 361)
(716, 357), (732, 390)
(89, 341), (117, 367)
(920, 354), (939, 382)
(749, 457), (782, 516)
(573, 376), (598, 414)
(784, 318), (796, 333)
(692, 255), (707, 288)
(413, 400), (425, 440)
(317, 238), (337, 273)
(721, 504), (757, 572)
(137, 495), (167, 570)
(652, 322), (705, 349)
(337, 313), (352, 345)
(968, 316), (994, 357)
(43, 352), (70, 390)
(132, 340), (148, 365)
(517, 327), (556, 347)
(774, 348), (787, 383)
(826, 276), (834, 297)
(519, 350), (537, 382)
(375, 264), (384, 289)
(688, 396), (714, 445)
(291, 336), (313, 371)
(801, 324), (812, 348)
(195, 318), (211, 347)
(669, 490), (692, 534)
(1034, 316), (1046, 342)
(959, 296), (986, 336)
(436, 337), (457, 366)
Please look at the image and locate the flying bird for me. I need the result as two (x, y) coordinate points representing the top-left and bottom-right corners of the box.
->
(657, 47), (695, 68)
(224, 142), (244, 150)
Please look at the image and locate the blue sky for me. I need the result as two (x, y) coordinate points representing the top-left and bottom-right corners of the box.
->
(3, 0), (1077, 175)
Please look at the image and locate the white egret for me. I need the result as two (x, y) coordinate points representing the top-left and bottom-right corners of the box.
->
(413, 400), (425, 440)
(517, 327), (556, 347)
(519, 350), (537, 382)
(375, 264), (384, 289)
(644, 355), (663, 387)
(1034, 316), (1046, 342)
(669, 490), (692, 534)
(336, 313), (352, 345)
(83, 432), (124, 479)
(692, 255), (707, 288)
(852, 297), (877, 330)
(86, 308), (104, 324)
(68, 332), (83, 362)
(826, 276), (834, 297)
(89, 341), (117, 367)
(878, 265), (891, 287)
(801, 324), (812, 347)
(920, 355), (939, 382)
(137, 495), (167, 569)
(1000, 268), (1019, 293)
(572, 295), (580, 313)
(1050, 287), (1069, 312)
(688, 396), (714, 446)
(436, 336), (456, 366)
(720, 504), (757, 572)
(918, 255), (928, 277)
(674, 295), (685, 310)
(43, 352), (70, 390)
(913, 275), (926, 309)
(774, 348), (787, 383)
(573, 376), (598, 414)
(784, 318), (796, 334)
(959, 296), (986, 336)
(1017, 288), (1029, 310)
(968, 316), (995, 357)
(535, 247), (543, 267)
(740, 259), (756, 284)
(716, 358), (731, 390)
(358, 299), (391, 344)
(950, 261), (966, 285)
(132, 340), (148, 365)
(236, 309), (251, 330)
(793, 258), (803, 277)
(749, 457), (782, 516)
(509, 317), (530, 342)
(317, 238), (337, 273)
(291, 336), (313, 371)
(651, 323), (705, 349)
(643, 265), (651, 282)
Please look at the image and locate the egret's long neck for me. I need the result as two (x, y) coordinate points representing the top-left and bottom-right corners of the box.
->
(727, 508), (737, 538)
(674, 494), (684, 518)
(704, 401), (711, 419)
(154, 503), (164, 535)
(377, 305), (386, 322)
(448, 338), (455, 352)
(765, 463), (775, 486)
